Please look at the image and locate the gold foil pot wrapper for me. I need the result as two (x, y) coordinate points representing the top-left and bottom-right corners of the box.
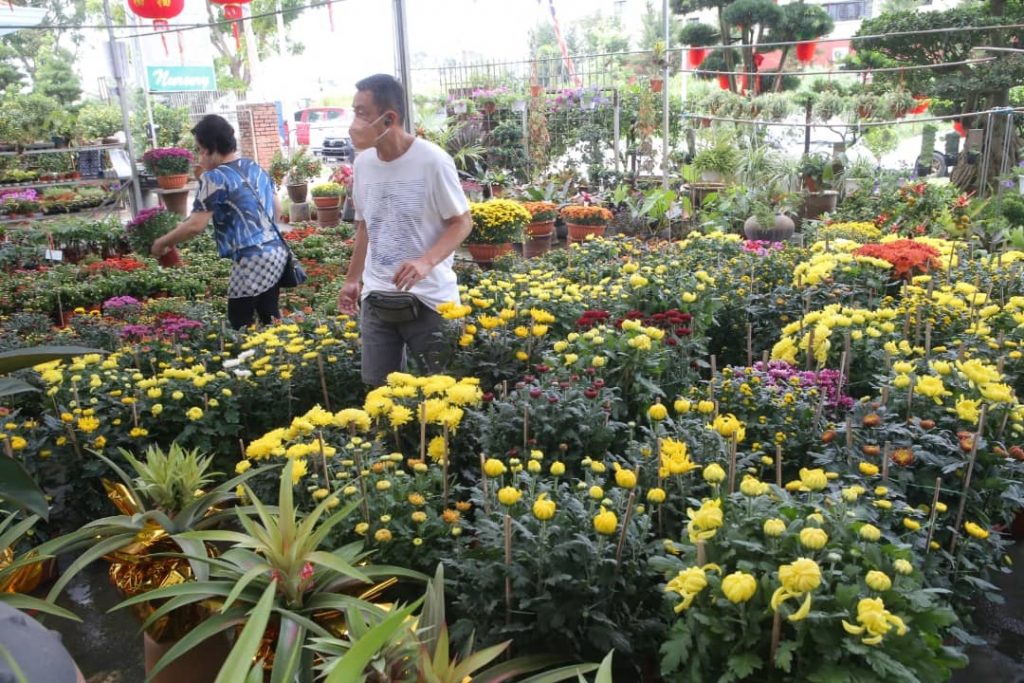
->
(102, 480), (215, 643)
(0, 547), (53, 595)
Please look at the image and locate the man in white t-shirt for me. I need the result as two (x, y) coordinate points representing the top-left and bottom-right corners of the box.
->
(338, 74), (472, 386)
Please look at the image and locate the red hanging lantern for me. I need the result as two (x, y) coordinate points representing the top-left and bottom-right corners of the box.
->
(209, 0), (251, 51)
(795, 40), (817, 64)
(126, 0), (185, 56)
(910, 95), (931, 115)
(717, 74), (730, 90)
(687, 47), (708, 68)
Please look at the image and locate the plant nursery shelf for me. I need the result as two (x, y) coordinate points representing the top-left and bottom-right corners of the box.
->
(0, 178), (116, 191)
(0, 143), (125, 157)
(0, 204), (120, 227)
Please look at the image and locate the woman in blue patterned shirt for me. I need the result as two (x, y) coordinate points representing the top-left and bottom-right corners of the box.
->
(151, 114), (288, 329)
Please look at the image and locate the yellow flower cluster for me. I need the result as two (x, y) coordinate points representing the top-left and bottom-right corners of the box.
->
(468, 199), (532, 243)
(815, 221), (883, 243)
(842, 597), (908, 645)
(792, 251), (893, 287)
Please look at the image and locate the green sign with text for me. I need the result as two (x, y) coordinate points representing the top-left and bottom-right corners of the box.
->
(146, 65), (217, 93)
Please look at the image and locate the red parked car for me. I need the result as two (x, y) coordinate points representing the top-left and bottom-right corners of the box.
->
(292, 107), (354, 152)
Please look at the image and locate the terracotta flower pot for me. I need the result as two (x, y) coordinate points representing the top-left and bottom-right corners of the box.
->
(158, 246), (182, 268)
(650, 78), (664, 93)
(531, 84), (543, 97)
(156, 174), (188, 190)
(523, 234), (552, 259)
(526, 220), (555, 238)
(313, 196), (341, 209)
(466, 242), (513, 263)
(317, 205), (340, 227)
(566, 223), (606, 242)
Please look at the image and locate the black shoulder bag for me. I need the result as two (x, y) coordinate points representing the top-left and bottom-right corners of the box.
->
(220, 162), (307, 288)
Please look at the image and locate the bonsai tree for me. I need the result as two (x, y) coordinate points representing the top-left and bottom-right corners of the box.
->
(287, 147), (323, 186)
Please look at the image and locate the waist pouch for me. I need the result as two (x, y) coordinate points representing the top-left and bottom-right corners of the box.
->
(365, 291), (421, 323)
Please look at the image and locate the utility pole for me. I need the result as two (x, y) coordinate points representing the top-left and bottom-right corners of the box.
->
(661, 0), (671, 190)
(392, 0), (414, 132)
(103, 0), (143, 215)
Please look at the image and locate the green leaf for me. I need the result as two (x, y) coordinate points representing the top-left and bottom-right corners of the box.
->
(0, 377), (37, 399)
(0, 345), (104, 374)
(0, 514), (39, 553)
(0, 458), (48, 520)
(222, 564), (270, 612)
(0, 593), (80, 621)
(727, 652), (762, 679)
(268, 615), (305, 683)
(472, 655), (570, 683)
(214, 581), (278, 683)
(515, 662), (600, 683)
(46, 533), (137, 602)
(774, 641), (797, 673)
(325, 599), (423, 683)
(593, 651), (614, 683)
(307, 550), (371, 585)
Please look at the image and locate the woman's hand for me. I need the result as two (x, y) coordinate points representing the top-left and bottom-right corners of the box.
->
(150, 236), (170, 258)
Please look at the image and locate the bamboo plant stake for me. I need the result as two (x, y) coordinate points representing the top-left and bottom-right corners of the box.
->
(881, 441), (891, 484)
(775, 444), (783, 488)
(924, 477), (943, 552)
(950, 405), (987, 555)
(316, 354), (331, 411)
(479, 453), (490, 514)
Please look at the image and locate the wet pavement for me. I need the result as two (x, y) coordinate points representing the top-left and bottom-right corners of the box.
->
(37, 543), (1024, 682)
(951, 541), (1024, 683)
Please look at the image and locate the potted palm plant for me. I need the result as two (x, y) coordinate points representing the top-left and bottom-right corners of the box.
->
(466, 198), (532, 264)
(114, 461), (425, 683)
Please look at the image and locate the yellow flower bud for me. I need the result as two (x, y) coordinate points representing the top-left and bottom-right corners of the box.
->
(532, 493), (556, 521)
(593, 506), (618, 535)
(865, 570), (892, 592)
(721, 571), (757, 604)
(763, 518), (787, 537)
(498, 486), (522, 506)
(646, 487), (666, 504)
(799, 527), (829, 550)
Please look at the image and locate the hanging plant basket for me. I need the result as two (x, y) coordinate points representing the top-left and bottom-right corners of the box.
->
(795, 41), (817, 64)
(687, 48), (708, 68)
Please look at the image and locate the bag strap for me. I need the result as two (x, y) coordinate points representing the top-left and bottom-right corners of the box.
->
(218, 161), (293, 253)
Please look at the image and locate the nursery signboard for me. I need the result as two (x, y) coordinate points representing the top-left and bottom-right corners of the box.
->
(146, 65), (217, 93)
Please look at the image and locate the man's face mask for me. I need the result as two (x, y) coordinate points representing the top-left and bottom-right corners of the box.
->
(350, 112), (392, 152)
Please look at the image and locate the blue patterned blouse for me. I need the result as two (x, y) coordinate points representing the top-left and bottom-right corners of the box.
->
(192, 159), (279, 258)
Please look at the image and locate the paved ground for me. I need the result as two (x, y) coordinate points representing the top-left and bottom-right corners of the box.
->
(40, 542), (1024, 682)
(951, 540), (1024, 683)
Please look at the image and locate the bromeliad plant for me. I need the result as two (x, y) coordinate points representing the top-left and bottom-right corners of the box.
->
(312, 564), (613, 683)
(142, 148), (193, 177)
(44, 443), (269, 642)
(115, 460), (426, 683)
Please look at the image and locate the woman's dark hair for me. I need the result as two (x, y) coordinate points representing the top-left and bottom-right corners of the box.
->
(355, 74), (406, 124)
(190, 114), (237, 155)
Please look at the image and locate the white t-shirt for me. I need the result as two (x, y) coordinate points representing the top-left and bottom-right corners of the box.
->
(353, 138), (469, 311)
